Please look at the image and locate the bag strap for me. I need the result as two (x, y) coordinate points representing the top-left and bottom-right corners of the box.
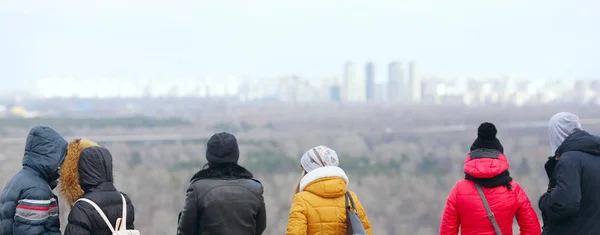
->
(118, 193), (127, 231)
(76, 198), (116, 233)
(475, 184), (503, 235)
(345, 192), (358, 213)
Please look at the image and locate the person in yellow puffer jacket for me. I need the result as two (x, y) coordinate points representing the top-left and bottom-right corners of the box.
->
(285, 145), (372, 235)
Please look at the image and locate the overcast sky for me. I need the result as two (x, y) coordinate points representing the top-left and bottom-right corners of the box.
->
(1, 0), (599, 90)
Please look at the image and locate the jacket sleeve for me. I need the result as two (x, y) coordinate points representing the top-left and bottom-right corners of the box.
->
(285, 194), (308, 235)
(538, 155), (582, 222)
(64, 202), (92, 235)
(514, 183), (542, 235)
(256, 193), (267, 235)
(13, 187), (59, 235)
(123, 193), (136, 230)
(440, 183), (460, 235)
(351, 192), (372, 235)
(178, 184), (200, 235)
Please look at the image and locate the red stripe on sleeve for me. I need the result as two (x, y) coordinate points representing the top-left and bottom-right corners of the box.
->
(17, 204), (52, 211)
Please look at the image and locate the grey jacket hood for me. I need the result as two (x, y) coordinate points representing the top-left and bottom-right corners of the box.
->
(548, 112), (582, 155)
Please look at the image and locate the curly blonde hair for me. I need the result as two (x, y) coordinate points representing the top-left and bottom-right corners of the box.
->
(59, 138), (100, 207)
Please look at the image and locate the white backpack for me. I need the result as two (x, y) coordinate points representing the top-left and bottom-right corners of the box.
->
(76, 193), (141, 235)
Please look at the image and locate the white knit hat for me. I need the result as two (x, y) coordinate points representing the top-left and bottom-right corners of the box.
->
(548, 112), (582, 154)
(300, 145), (339, 172)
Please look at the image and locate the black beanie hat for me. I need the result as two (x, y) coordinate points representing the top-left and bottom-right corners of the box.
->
(470, 122), (504, 153)
(206, 132), (240, 164)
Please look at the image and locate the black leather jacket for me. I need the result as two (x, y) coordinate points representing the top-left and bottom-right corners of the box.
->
(177, 178), (267, 235)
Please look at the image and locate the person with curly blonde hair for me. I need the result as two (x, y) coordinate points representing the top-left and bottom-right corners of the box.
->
(60, 139), (136, 235)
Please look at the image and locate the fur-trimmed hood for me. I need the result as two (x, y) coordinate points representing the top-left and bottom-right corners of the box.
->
(59, 139), (115, 207)
(190, 163), (253, 182)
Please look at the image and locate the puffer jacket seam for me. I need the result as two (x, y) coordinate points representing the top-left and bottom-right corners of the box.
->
(304, 195), (325, 235)
(301, 192), (347, 234)
(28, 132), (53, 143)
(512, 186), (519, 217)
(76, 203), (94, 230)
(295, 194), (315, 233)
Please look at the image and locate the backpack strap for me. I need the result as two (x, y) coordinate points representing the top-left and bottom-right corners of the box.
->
(76, 198), (116, 233)
(475, 184), (503, 235)
(117, 193), (127, 231)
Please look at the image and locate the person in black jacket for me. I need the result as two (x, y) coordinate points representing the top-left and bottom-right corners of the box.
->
(177, 132), (267, 235)
(0, 126), (67, 235)
(59, 139), (135, 235)
(540, 112), (600, 235)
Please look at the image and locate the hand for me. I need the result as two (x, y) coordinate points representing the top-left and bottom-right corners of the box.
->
(49, 179), (59, 190)
(544, 156), (558, 179)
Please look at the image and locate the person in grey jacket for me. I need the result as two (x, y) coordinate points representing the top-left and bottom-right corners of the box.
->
(177, 132), (267, 235)
(0, 126), (68, 235)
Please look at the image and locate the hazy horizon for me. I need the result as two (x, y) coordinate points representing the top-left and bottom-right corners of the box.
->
(1, 0), (599, 91)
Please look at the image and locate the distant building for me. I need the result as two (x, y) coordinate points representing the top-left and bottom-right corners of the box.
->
(591, 80), (600, 91)
(408, 61), (422, 103)
(142, 81), (152, 98)
(365, 62), (375, 101)
(329, 85), (341, 102)
(294, 79), (318, 102)
(277, 76), (299, 102)
(342, 61), (366, 103)
(420, 80), (439, 104)
(224, 76), (240, 97)
(388, 62), (403, 103)
(374, 83), (387, 102)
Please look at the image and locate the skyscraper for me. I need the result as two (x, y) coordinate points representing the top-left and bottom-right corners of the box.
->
(341, 61), (353, 102)
(388, 62), (403, 103)
(365, 62), (375, 101)
(329, 77), (341, 102)
(408, 61), (422, 103)
(329, 85), (341, 102)
(342, 61), (366, 102)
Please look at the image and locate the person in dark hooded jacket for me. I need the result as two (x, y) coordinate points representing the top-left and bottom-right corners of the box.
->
(177, 132), (267, 235)
(539, 112), (600, 235)
(0, 126), (68, 235)
(59, 139), (135, 235)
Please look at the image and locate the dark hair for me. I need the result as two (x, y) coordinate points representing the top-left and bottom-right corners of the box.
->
(190, 163), (253, 182)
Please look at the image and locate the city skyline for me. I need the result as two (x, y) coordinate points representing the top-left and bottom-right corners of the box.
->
(21, 60), (438, 99)
(5, 59), (597, 107)
(1, 0), (600, 92)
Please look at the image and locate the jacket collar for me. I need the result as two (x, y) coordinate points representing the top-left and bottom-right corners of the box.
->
(299, 166), (348, 192)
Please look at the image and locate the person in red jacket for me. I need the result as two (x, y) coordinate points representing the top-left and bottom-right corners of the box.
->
(440, 122), (541, 235)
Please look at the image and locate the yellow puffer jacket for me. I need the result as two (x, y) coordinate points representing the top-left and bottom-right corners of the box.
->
(285, 166), (372, 235)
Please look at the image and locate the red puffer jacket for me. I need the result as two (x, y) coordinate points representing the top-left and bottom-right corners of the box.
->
(439, 149), (541, 235)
